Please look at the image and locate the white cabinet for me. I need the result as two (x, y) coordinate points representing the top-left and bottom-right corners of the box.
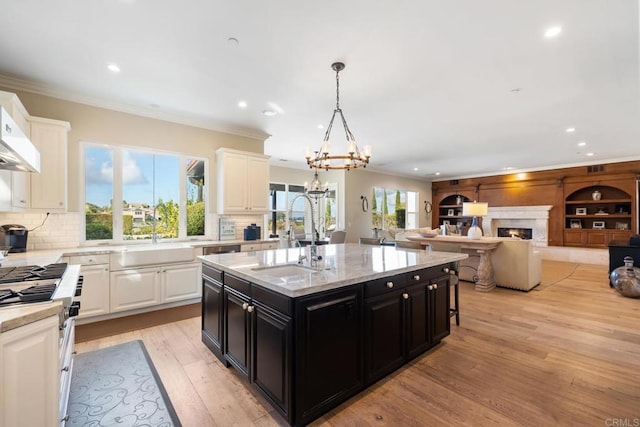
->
(110, 268), (162, 312)
(65, 255), (111, 319)
(162, 262), (202, 302)
(29, 117), (70, 211)
(0, 315), (59, 427)
(110, 262), (202, 312)
(0, 91), (31, 211)
(216, 148), (270, 214)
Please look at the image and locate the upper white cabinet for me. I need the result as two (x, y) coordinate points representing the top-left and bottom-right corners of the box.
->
(0, 91), (31, 211)
(216, 148), (270, 214)
(0, 91), (70, 212)
(29, 116), (70, 211)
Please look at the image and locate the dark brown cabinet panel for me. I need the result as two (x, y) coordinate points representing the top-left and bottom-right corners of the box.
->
(252, 301), (292, 420)
(429, 276), (451, 344)
(224, 287), (250, 377)
(202, 265), (226, 364)
(295, 287), (363, 426)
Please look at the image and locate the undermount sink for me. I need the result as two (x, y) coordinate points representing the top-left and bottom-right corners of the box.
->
(252, 264), (320, 275)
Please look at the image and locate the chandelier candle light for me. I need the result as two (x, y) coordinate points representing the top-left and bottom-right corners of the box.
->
(462, 201), (489, 240)
(306, 62), (372, 170)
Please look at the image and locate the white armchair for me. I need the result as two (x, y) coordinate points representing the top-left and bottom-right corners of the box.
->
(491, 239), (542, 291)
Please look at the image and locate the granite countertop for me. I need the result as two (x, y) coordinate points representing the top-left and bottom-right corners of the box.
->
(0, 301), (62, 333)
(199, 243), (468, 298)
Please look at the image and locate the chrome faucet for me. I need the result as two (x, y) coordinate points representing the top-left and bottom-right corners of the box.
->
(288, 193), (320, 267)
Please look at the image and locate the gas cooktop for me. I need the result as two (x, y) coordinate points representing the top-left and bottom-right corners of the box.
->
(0, 263), (68, 284)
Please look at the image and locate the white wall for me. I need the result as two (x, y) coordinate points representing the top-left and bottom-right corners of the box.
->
(271, 166), (433, 244)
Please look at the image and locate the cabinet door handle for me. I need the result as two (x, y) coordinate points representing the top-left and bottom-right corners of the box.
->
(386, 281), (394, 288)
(449, 270), (457, 275)
(428, 285), (433, 291)
(443, 267), (450, 273)
(413, 274), (420, 281)
(402, 292), (409, 300)
(242, 302), (249, 310)
(247, 305), (254, 313)
(433, 283), (438, 290)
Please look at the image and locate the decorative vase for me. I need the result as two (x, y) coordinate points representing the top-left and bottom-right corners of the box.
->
(610, 256), (640, 298)
(456, 196), (462, 205)
(592, 190), (602, 200)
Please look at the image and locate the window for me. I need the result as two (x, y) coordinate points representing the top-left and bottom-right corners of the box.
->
(83, 143), (207, 242)
(372, 187), (418, 231)
(267, 182), (336, 239)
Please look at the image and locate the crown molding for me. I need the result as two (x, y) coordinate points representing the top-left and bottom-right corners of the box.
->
(0, 74), (270, 140)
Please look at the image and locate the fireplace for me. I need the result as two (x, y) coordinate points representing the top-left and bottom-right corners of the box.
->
(482, 205), (553, 246)
(497, 227), (532, 240)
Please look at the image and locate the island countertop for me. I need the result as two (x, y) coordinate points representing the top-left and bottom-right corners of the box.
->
(198, 243), (468, 298)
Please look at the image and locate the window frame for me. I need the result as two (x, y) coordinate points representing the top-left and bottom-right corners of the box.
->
(80, 141), (209, 245)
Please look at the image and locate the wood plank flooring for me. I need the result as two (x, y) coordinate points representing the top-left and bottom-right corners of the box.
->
(75, 261), (640, 426)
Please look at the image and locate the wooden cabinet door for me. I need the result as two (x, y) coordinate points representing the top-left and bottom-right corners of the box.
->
(77, 263), (110, 318)
(406, 282), (430, 360)
(29, 118), (69, 211)
(0, 316), (59, 427)
(220, 151), (248, 213)
(429, 276), (451, 344)
(251, 301), (293, 422)
(224, 287), (251, 377)
(247, 156), (269, 211)
(364, 289), (404, 385)
(163, 262), (201, 302)
(110, 268), (161, 312)
(295, 287), (363, 426)
(202, 276), (224, 361)
(586, 230), (606, 246)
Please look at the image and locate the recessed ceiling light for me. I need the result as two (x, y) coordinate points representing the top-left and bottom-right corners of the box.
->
(577, 141), (587, 147)
(503, 166), (514, 171)
(317, 125), (324, 129)
(227, 37), (239, 45)
(565, 127), (575, 133)
(262, 110), (276, 116)
(586, 152), (595, 156)
(107, 63), (121, 73)
(238, 101), (247, 109)
(544, 26), (562, 38)
(435, 172), (441, 176)
(413, 167), (419, 171)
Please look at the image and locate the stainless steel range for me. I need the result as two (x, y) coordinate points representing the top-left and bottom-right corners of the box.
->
(0, 263), (82, 426)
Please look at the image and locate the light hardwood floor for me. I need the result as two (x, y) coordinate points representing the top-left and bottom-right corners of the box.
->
(76, 262), (640, 426)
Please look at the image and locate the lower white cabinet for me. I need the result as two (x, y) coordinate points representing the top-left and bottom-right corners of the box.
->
(110, 268), (162, 312)
(163, 262), (202, 302)
(110, 262), (201, 312)
(77, 263), (111, 318)
(0, 315), (59, 427)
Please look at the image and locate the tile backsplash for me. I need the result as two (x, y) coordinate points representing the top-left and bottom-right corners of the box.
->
(0, 212), (81, 250)
(0, 212), (268, 250)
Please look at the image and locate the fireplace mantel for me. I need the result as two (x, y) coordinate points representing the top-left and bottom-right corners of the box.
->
(483, 205), (553, 246)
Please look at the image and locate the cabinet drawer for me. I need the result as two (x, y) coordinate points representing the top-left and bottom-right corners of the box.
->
(262, 242), (278, 250)
(406, 267), (448, 285)
(203, 264), (223, 283)
(365, 273), (406, 298)
(241, 243), (262, 252)
(225, 273), (251, 296)
(69, 254), (110, 265)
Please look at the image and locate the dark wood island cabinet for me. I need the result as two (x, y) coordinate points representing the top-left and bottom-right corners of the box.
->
(199, 244), (465, 426)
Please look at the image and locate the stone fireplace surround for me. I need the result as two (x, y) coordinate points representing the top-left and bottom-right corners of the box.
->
(482, 205), (553, 247)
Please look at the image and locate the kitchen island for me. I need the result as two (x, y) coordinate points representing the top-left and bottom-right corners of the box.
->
(199, 243), (467, 426)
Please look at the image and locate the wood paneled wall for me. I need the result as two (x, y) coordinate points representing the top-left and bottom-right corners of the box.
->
(432, 160), (640, 246)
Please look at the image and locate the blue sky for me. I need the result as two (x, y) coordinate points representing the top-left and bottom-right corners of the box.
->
(85, 146), (180, 208)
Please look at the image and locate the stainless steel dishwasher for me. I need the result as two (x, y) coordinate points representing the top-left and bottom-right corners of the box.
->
(203, 244), (242, 255)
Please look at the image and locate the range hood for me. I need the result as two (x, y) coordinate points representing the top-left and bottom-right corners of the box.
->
(0, 107), (40, 173)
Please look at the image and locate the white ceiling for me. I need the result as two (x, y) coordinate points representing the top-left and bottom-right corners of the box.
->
(1, 0), (638, 180)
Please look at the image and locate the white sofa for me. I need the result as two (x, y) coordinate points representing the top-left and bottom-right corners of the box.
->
(426, 237), (542, 291)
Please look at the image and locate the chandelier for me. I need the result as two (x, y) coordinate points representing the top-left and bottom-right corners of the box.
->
(305, 169), (328, 200)
(305, 62), (371, 170)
